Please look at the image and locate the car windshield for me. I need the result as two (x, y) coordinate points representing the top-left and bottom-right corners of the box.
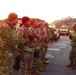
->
(62, 28), (67, 29)
(54, 29), (56, 31)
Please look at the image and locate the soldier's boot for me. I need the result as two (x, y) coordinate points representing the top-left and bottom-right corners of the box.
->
(72, 66), (76, 69)
(31, 72), (36, 75)
(72, 61), (76, 69)
(66, 64), (73, 67)
(45, 58), (49, 61)
(43, 61), (49, 65)
(66, 61), (73, 67)
(36, 71), (41, 75)
(42, 63), (47, 67)
(32, 71), (41, 75)
(72, 64), (76, 69)
(38, 67), (45, 72)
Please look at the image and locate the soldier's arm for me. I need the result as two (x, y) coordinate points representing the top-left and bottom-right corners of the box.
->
(0, 23), (5, 48)
(0, 37), (4, 48)
(17, 27), (24, 38)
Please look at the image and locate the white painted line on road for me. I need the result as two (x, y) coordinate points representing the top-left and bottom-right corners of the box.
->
(47, 48), (61, 51)
(54, 43), (67, 48)
(59, 46), (66, 48)
(58, 41), (70, 44)
(45, 53), (54, 58)
(54, 43), (67, 46)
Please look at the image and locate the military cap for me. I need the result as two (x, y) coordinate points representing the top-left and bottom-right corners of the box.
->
(22, 16), (30, 24)
(8, 12), (18, 21)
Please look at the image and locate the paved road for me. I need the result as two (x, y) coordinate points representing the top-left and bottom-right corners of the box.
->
(13, 36), (76, 75)
(42, 36), (76, 75)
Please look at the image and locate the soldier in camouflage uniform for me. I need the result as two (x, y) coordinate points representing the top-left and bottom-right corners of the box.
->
(39, 22), (49, 64)
(0, 12), (18, 75)
(67, 23), (76, 69)
(37, 22), (47, 72)
(30, 18), (42, 75)
(41, 22), (49, 63)
(17, 16), (34, 75)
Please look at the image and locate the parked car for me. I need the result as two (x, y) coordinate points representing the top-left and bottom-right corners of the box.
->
(53, 28), (60, 41)
(59, 27), (69, 35)
(48, 28), (55, 41)
(49, 28), (60, 41)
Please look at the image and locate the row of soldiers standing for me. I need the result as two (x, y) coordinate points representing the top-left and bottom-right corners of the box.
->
(0, 12), (52, 75)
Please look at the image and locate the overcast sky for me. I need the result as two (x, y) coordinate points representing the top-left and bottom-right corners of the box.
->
(0, 0), (76, 23)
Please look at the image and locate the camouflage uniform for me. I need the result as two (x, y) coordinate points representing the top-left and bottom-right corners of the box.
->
(17, 25), (34, 75)
(28, 25), (42, 74)
(40, 28), (47, 63)
(35, 24), (48, 72)
(0, 22), (17, 75)
(69, 31), (76, 68)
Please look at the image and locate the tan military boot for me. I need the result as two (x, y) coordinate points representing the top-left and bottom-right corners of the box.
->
(38, 67), (45, 72)
(72, 64), (76, 69)
(72, 66), (76, 69)
(36, 72), (41, 75)
(66, 64), (73, 67)
(66, 61), (73, 67)
(45, 58), (48, 61)
(43, 60), (49, 65)
(42, 63), (47, 67)
(31, 72), (36, 75)
(32, 72), (41, 75)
